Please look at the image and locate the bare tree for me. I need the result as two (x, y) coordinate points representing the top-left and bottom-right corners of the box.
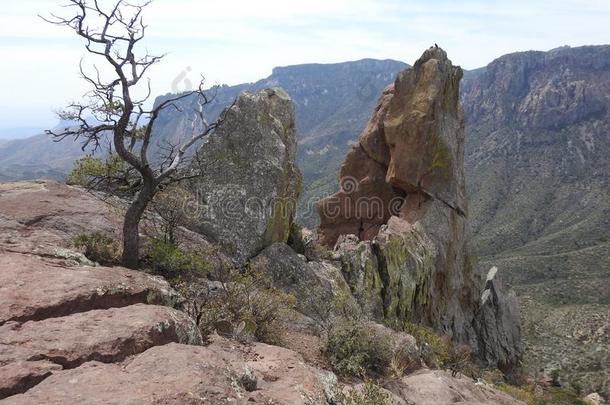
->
(42, 0), (226, 268)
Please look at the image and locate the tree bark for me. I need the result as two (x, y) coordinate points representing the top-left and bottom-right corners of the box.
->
(121, 180), (155, 269)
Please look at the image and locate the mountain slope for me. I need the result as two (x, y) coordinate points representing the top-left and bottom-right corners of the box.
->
(0, 133), (85, 182)
(462, 45), (610, 395)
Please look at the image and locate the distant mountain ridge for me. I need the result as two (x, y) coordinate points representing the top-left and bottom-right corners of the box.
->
(0, 58), (407, 195)
(462, 44), (610, 394)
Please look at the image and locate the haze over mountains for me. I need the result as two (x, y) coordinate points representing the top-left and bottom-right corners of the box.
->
(1, 46), (608, 392)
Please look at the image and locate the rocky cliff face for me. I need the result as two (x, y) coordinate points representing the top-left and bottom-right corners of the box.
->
(187, 88), (302, 264)
(462, 45), (610, 395)
(317, 48), (521, 371)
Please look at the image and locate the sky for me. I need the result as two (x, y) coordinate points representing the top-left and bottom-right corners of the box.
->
(0, 0), (609, 133)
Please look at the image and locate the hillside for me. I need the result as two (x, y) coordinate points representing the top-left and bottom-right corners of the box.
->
(0, 134), (79, 181)
(461, 45), (610, 394)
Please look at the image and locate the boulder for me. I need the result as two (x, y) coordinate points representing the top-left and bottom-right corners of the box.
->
(316, 48), (522, 370)
(0, 181), (120, 255)
(384, 369), (525, 405)
(0, 304), (201, 369)
(4, 338), (337, 405)
(584, 393), (607, 405)
(250, 243), (350, 320)
(188, 88), (302, 264)
(0, 252), (179, 325)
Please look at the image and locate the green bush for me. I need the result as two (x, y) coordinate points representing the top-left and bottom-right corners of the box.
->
(72, 232), (120, 265)
(145, 238), (211, 281)
(178, 265), (296, 345)
(402, 322), (451, 368)
(324, 319), (392, 378)
(336, 380), (390, 405)
(496, 383), (588, 405)
(67, 154), (127, 187)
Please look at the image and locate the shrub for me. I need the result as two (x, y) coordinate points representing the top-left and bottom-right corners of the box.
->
(496, 383), (588, 405)
(402, 322), (451, 368)
(67, 154), (135, 196)
(149, 186), (193, 245)
(144, 238), (211, 281)
(178, 265), (295, 345)
(446, 343), (477, 378)
(72, 232), (121, 265)
(324, 318), (392, 378)
(336, 380), (390, 405)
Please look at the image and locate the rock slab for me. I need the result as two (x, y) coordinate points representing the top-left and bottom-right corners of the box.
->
(189, 88), (302, 264)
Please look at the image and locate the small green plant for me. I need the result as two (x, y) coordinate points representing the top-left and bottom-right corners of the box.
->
(402, 322), (451, 368)
(144, 238), (211, 281)
(496, 383), (588, 405)
(178, 265), (295, 345)
(72, 232), (121, 266)
(550, 369), (562, 387)
(324, 318), (392, 378)
(67, 154), (135, 195)
(336, 380), (390, 405)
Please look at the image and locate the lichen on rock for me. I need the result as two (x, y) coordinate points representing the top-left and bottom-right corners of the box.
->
(188, 88), (302, 264)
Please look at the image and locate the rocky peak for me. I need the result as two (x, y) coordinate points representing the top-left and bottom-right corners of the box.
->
(316, 47), (521, 371)
(318, 46), (466, 247)
(462, 45), (610, 130)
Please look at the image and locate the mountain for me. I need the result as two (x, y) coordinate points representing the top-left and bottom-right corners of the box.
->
(0, 133), (86, 182)
(0, 127), (45, 140)
(462, 45), (610, 395)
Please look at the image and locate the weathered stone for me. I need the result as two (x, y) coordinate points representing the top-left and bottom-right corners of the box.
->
(384, 369), (525, 405)
(4, 338), (336, 405)
(318, 109), (400, 247)
(359, 84), (395, 166)
(0, 344), (63, 399)
(0, 181), (120, 255)
(250, 243), (350, 319)
(584, 393), (606, 405)
(189, 88), (302, 264)
(0, 304), (201, 369)
(384, 47), (466, 213)
(475, 267), (522, 373)
(335, 235), (384, 319)
(0, 252), (179, 325)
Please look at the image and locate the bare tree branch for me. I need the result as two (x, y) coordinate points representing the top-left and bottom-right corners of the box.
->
(41, 0), (230, 268)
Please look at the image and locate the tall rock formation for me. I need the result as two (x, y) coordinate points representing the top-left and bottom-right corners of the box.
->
(317, 48), (521, 370)
(188, 88), (302, 263)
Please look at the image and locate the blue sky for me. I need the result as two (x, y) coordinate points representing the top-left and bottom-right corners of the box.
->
(0, 0), (609, 131)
